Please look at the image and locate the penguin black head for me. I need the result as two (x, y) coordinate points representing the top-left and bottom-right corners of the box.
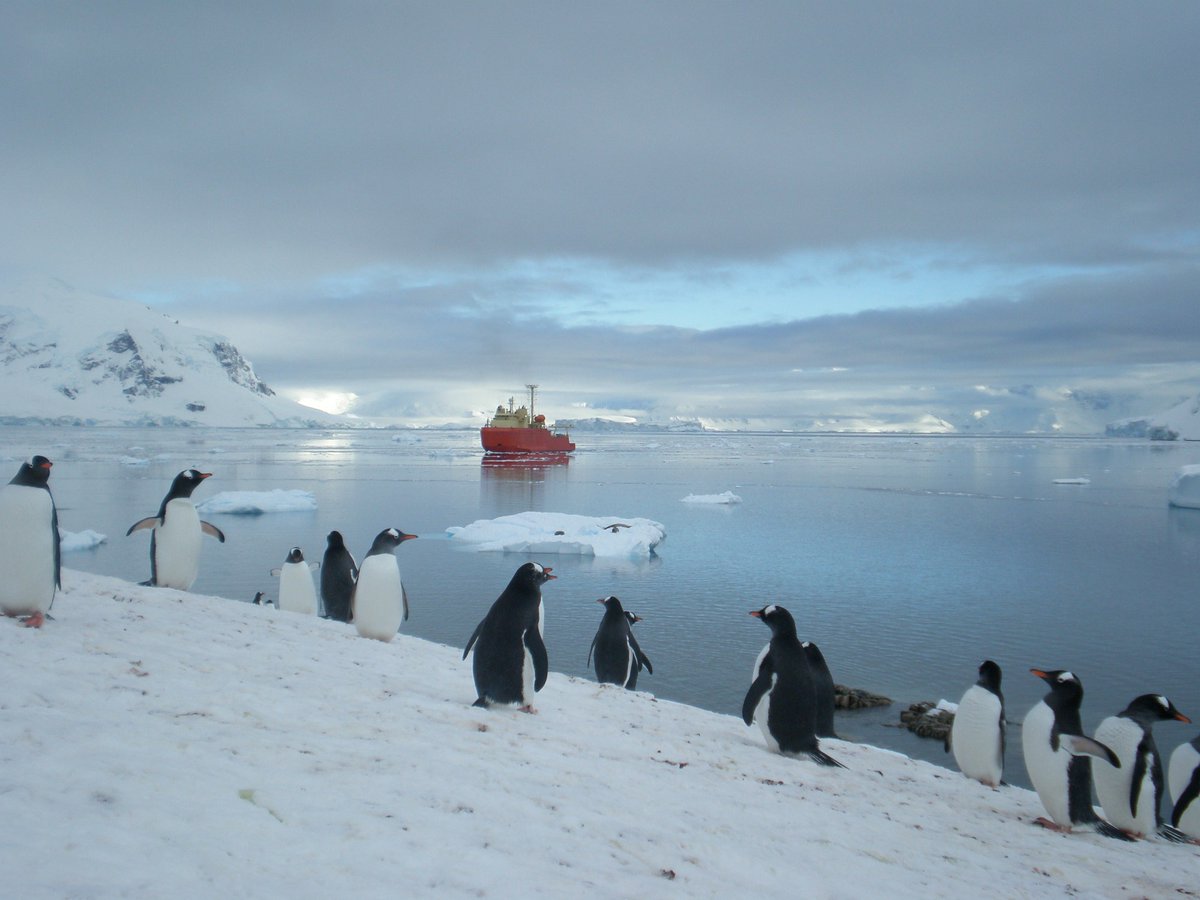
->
(1120, 693), (1191, 725)
(1031, 668), (1084, 708)
(252, 591), (265, 605)
(366, 527), (418, 555)
(624, 610), (644, 625)
(596, 595), (625, 614)
(977, 659), (1002, 693)
(513, 561), (556, 588)
(326, 530), (346, 549)
(10, 455), (53, 487)
(168, 468), (212, 499)
(749, 604), (798, 637)
(286, 547), (305, 564)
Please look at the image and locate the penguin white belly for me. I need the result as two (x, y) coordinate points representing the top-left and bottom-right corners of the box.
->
(1168, 742), (1200, 837)
(623, 637), (636, 688)
(354, 555), (402, 642)
(278, 562), (318, 615)
(521, 629), (535, 705)
(0, 485), (55, 615)
(951, 686), (1003, 786)
(1022, 701), (1072, 827)
(755, 675), (780, 752)
(1093, 716), (1155, 835)
(155, 499), (203, 590)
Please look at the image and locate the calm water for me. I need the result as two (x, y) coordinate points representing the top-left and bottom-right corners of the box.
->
(6, 426), (1200, 787)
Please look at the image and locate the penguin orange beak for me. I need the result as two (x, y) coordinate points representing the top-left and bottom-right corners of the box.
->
(40, 459), (52, 470)
(1177, 712), (1192, 723)
(749, 610), (763, 618)
(544, 568), (556, 580)
(631, 614), (643, 623)
(1029, 668), (1049, 679)
(595, 597), (607, 606)
(198, 472), (213, 479)
(399, 532), (418, 542)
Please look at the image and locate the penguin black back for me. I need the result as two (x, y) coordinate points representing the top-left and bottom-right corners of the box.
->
(802, 640), (837, 739)
(320, 530), (357, 622)
(463, 562), (555, 709)
(588, 596), (653, 690)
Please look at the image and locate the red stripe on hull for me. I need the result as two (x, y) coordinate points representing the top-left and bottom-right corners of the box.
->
(481, 427), (575, 453)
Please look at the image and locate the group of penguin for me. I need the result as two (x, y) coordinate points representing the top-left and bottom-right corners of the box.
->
(5, 455), (1200, 846)
(949, 660), (1200, 844)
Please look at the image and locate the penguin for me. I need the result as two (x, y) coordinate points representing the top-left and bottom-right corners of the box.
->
(462, 562), (556, 711)
(0, 456), (60, 628)
(802, 640), (838, 739)
(271, 547), (319, 616)
(252, 591), (267, 606)
(320, 530), (357, 622)
(351, 528), (416, 641)
(742, 605), (844, 767)
(587, 596), (653, 689)
(1021, 668), (1131, 839)
(1092, 694), (1191, 840)
(945, 659), (1005, 788)
(1168, 734), (1200, 839)
(126, 469), (224, 590)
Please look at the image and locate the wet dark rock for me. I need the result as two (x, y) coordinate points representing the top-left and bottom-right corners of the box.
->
(834, 684), (892, 710)
(899, 701), (954, 740)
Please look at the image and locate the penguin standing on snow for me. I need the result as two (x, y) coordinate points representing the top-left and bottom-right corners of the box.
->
(320, 530), (357, 622)
(1021, 668), (1131, 840)
(587, 596), (653, 689)
(742, 605), (844, 767)
(1092, 694), (1191, 840)
(271, 547), (319, 615)
(803, 640), (838, 739)
(1168, 734), (1200, 839)
(0, 456), (60, 628)
(126, 469), (224, 590)
(351, 528), (417, 641)
(946, 659), (1006, 788)
(463, 562), (556, 712)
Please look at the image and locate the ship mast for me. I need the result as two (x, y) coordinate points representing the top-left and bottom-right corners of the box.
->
(526, 384), (539, 419)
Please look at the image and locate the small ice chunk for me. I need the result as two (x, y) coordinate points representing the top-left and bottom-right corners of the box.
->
(447, 511), (665, 558)
(197, 490), (318, 516)
(59, 529), (107, 552)
(1053, 477), (1090, 485)
(1168, 464), (1200, 509)
(681, 491), (743, 504)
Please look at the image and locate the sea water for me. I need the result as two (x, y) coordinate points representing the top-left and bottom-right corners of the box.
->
(7, 426), (1199, 788)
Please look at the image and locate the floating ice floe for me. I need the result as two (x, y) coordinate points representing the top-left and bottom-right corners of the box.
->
(59, 529), (107, 552)
(1168, 464), (1200, 509)
(447, 511), (665, 558)
(119, 456), (150, 466)
(681, 490), (743, 504)
(1052, 477), (1090, 485)
(197, 490), (318, 516)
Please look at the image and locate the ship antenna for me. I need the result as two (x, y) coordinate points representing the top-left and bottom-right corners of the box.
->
(526, 384), (539, 419)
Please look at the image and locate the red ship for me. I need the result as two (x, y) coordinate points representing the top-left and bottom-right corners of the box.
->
(481, 385), (575, 454)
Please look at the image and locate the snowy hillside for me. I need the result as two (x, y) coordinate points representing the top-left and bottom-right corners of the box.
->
(1108, 392), (1200, 441)
(0, 278), (333, 426)
(2, 569), (1196, 898)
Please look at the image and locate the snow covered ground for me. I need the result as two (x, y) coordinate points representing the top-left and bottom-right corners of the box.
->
(2, 570), (1197, 898)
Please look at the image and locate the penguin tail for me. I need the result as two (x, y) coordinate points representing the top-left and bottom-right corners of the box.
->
(1157, 824), (1192, 844)
(471, 697), (490, 709)
(809, 749), (847, 769)
(1092, 819), (1136, 842)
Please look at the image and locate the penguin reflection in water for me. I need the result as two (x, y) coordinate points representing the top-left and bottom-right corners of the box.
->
(126, 469), (224, 590)
(0, 456), (60, 628)
(463, 562), (556, 713)
(1021, 669), (1131, 840)
(588, 596), (653, 690)
(1092, 694), (1192, 841)
(742, 605), (844, 767)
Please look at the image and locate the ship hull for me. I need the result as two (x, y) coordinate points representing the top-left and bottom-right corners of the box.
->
(481, 426), (575, 453)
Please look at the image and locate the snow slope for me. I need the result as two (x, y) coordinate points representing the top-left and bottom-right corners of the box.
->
(0, 278), (333, 426)
(2, 570), (1196, 898)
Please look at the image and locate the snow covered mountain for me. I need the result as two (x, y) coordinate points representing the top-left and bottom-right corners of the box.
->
(1108, 391), (1200, 441)
(0, 279), (333, 426)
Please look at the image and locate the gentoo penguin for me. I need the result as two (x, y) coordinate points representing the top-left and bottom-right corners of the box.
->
(320, 530), (357, 622)
(271, 547), (319, 615)
(742, 605), (844, 767)
(1092, 694), (1191, 840)
(126, 469), (224, 590)
(803, 640), (838, 739)
(1168, 734), (1200, 838)
(0, 456), (60, 628)
(587, 596), (653, 689)
(1021, 668), (1131, 839)
(463, 562), (556, 711)
(946, 660), (1005, 788)
(252, 591), (267, 606)
(351, 528), (416, 641)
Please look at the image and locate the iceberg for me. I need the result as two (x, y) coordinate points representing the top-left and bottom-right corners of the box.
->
(681, 491), (743, 504)
(59, 529), (107, 552)
(197, 490), (318, 516)
(1168, 465), (1200, 510)
(447, 511), (665, 558)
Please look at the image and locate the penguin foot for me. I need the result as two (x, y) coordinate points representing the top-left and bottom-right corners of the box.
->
(518, 704), (539, 715)
(1032, 817), (1072, 833)
(18, 612), (44, 628)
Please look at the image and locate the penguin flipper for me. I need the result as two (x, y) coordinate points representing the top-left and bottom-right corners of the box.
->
(741, 658), (774, 726)
(463, 619), (484, 660)
(1060, 733), (1120, 767)
(201, 521), (225, 542)
(525, 627), (549, 692)
(401, 583), (410, 623)
(1093, 818), (1137, 842)
(587, 632), (598, 668)
(51, 502), (61, 591)
(126, 516), (162, 536)
(1171, 764), (1200, 828)
(629, 633), (652, 675)
(808, 748), (847, 769)
(1128, 746), (1150, 821)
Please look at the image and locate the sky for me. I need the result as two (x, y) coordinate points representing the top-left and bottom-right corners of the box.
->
(2, 1), (1198, 431)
